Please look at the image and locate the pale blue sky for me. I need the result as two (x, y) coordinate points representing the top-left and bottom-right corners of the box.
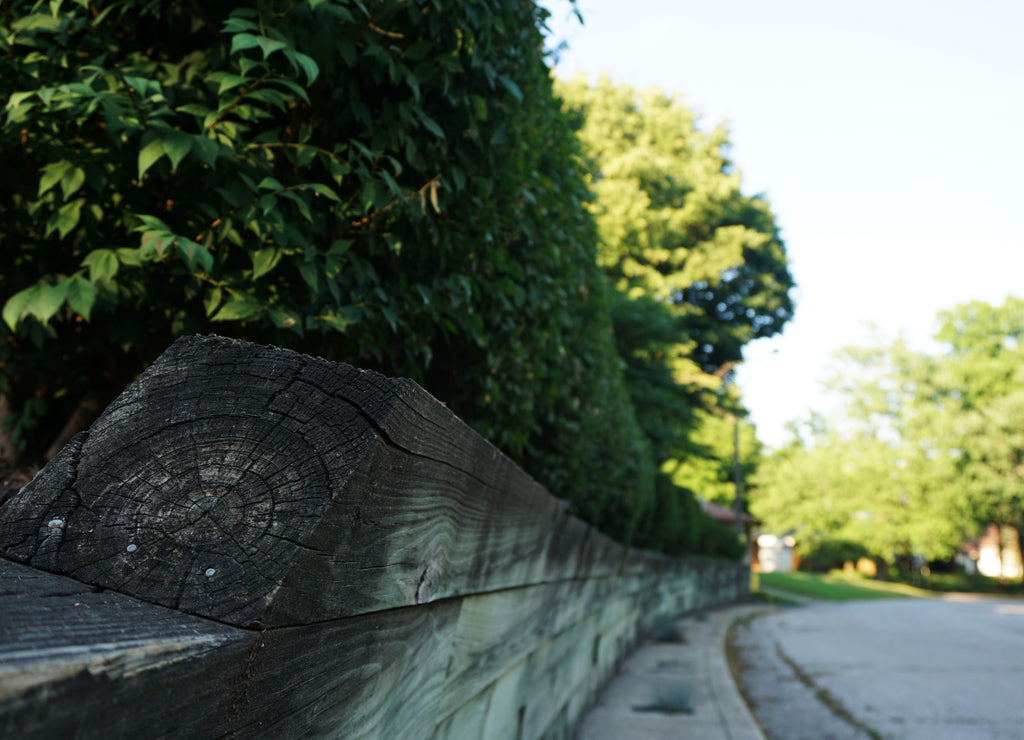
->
(541, 0), (1024, 447)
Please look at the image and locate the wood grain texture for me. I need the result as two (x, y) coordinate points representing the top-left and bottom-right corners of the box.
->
(0, 336), (628, 627)
(0, 560), (255, 738)
(0, 558), (745, 739)
(0, 335), (749, 738)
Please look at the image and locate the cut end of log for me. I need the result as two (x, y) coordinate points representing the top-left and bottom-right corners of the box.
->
(0, 336), (390, 627)
(0, 335), (620, 630)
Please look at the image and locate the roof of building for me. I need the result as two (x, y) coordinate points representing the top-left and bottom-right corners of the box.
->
(701, 499), (758, 526)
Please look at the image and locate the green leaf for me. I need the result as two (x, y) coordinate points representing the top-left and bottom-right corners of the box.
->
(12, 13), (61, 32)
(60, 166), (86, 200)
(269, 76), (310, 104)
(139, 231), (173, 260)
(255, 192), (277, 215)
(269, 307), (301, 331)
(91, 4), (118, 26)
(256, 35), (288, 59)
(381, 305), (399, 332)
(210, 73), (248, 95)
(49, 199), (84, 239)
(22, 283), (67, 325)
(212, 291), (262, 321)
(281, 190), (313, 222)
(250, 247), (281, 279)
(317, 310), (355, 332)
(290, 144), (317, 168)
(237, 57), (264, 77)
(328, 239), (352, 257)
(176, 103), (211, 118)
(306, 183), (340, 201)
(176, 238), (214, 274)
(230, 33), (260, 55)
(3, 288), (32, 330)
(65, 274), (96, 320)
(123, 75), (159, 99)
(246, 88), (289, 111)
(8, 91), (35, 111)
(132, 213), (171, 232)
(470, 94), (488, 121)
(257, 176), (284, 191)
(379, 169), (401, 196)
(325, 157), (351, 184)
(297, 261), (321, 294)
(38, 160), (71, 197)
(286, 51), (320, 85)
(115, 248), (142, 267)
(191, 136), (221, 168)
(203, 286), (223, 317)
(138, 138), (165, 179)
(222, 15), (260, 34)
(163, 133), (193, 171)
(417, 111), (445, 139)
(81, 249), (119, 281)
(498, 74), (523, 102)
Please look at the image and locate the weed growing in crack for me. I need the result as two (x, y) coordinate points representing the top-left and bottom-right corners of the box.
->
(652, 618), (687, 644)
(633, 678), (695, 715)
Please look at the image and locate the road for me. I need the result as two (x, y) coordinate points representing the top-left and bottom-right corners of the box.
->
(732, 597), (1024, 739)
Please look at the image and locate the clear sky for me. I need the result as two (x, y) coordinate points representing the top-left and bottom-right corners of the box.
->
(541, 0), (1024, 448)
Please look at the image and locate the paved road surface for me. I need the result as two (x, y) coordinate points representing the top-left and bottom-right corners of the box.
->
(732, 597), (1024, 739)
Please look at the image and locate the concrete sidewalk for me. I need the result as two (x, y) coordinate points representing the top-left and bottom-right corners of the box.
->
(576, 603), (769, 740)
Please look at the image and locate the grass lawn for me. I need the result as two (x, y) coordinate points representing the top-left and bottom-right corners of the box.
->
(757, 571), (936, 601)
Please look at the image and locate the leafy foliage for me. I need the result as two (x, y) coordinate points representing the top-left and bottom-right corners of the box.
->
(1, 1), (783, 558)
(556, 75), (792, 553)
(798, 539), (874, 573)
(666, 407), (760, 508)
(0, 0), (659, 542)
(753, 297), (1024, 567)
(556, 75), (794, 378)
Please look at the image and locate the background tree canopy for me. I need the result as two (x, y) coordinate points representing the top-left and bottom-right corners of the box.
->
(556, 75), (793, 527)
(752, 297), (1024, 569)
(2, 1), (792, 558)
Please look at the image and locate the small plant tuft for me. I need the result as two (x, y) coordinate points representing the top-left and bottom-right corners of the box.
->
(652, 618), (687, 643)
(633, 678), (695, 715)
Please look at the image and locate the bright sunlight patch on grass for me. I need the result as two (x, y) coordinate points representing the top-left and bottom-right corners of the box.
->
(759, 571), (936, 601)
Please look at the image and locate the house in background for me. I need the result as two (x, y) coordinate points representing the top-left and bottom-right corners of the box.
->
(974, 524), (1023, 578)
(753, 533), (796, 573)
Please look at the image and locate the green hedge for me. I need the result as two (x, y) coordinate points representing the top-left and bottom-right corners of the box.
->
(798, 539), (874, 573)
(1, 0), (664, 544)
(1, 0), (754, 557)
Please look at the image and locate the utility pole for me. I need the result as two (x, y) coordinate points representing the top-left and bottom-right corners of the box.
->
(732, 414), (743, 534)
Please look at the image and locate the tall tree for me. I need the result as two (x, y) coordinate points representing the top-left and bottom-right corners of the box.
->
(556, 75), (793, 519)
(934, 299), (1024, 546)
(753, 297), (1024, 568)
(557, 75), (794, 380)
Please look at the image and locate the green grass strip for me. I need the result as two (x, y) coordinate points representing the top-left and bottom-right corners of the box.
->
(758, 571), (935, 601)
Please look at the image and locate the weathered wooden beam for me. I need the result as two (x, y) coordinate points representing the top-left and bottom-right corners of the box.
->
(0, 335), (620, 628)
(0, 335), (749, 738)
(0, 559), (251, 738)
(0, 554), (725, 739)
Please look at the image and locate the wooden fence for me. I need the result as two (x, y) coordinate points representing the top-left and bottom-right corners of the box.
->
(0, 335), (749, 738)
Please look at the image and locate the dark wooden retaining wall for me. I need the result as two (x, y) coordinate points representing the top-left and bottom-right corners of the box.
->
(0, 335), (749, 739)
